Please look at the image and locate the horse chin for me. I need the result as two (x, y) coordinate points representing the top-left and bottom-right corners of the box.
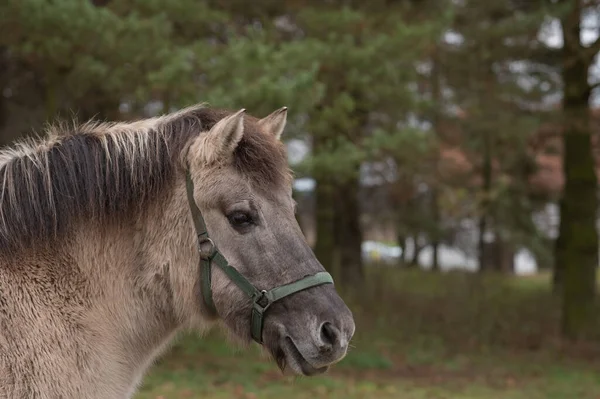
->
(267, 336), (329, 376)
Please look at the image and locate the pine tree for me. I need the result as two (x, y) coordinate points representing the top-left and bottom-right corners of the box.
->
(441, 1), (551, 272)
(553, 0), (599, 339)
(285, 3), (441, 282)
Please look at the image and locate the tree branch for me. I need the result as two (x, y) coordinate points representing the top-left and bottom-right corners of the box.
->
(590, 80), (600, 91)
(583, 33), (600, 60)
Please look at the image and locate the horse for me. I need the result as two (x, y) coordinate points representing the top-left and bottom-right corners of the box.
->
(0, 104), (355, 398)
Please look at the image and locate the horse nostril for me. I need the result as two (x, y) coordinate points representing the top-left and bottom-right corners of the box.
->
(319, 322), (340, 350)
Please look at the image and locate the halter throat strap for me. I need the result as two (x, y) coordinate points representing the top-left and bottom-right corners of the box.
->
(184, 171), (334, 344)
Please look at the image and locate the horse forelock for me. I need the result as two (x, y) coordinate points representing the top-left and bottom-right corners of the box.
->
(0, 104), (291, 254)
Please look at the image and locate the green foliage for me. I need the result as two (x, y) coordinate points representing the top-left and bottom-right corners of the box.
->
(0, 0), (178, 104)
(299, 136), (367, 180)
(288, 6), (443, 185)
(0, 0), (550, 272)
(198, 33), (324, 116)
(366, 127), (435, 166)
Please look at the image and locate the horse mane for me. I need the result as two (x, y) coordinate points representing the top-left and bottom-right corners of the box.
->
(0, 104), (290, 254)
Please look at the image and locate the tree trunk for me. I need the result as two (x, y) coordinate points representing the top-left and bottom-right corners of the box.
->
(430, 45), (442, 272)
(478, 129), (492, 272)
(431, 240), (439, 271)
(314, 177), (337, 275)
(495, 236), (515, 273)
(397, 232), (407, 264)
(335, 175), (364, 286)
(553, 235), (564, 295)
(430, 188), (440, 271)
(410, 236), (424, 267)
(556, 1), (598, 340)
(312, 99), (339, 275)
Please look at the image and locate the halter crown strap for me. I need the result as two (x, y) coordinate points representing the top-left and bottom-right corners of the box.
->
(185, 171), (334, 343)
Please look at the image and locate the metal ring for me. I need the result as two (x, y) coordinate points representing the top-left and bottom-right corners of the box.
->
(254, 290), (272, 311)
(198, 237), (217, 259)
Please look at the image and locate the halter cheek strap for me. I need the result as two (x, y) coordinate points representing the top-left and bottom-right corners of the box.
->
(185, 171), (334, 344)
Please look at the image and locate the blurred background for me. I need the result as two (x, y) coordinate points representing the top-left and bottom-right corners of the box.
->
(2, 0), (600, 398)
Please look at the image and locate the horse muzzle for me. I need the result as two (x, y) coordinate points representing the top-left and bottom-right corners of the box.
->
(264, 286), (355, 376)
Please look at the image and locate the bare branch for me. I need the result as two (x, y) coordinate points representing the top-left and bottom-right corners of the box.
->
(590, 80), (600, 91)
(583, 34), (600, 60)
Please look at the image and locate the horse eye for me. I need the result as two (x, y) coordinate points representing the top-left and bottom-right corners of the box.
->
(227, 211), (253, 228)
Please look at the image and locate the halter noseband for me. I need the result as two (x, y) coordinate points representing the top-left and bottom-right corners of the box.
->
(185, 171), (334, 344)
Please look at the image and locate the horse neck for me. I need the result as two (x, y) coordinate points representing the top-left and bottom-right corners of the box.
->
(71, 172), (199, 380)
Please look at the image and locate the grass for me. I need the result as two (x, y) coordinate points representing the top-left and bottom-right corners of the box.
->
(136, 268), (600, 399)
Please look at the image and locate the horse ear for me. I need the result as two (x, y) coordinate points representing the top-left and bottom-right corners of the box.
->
(258, 107), (287, 140)
(197, 109), (245, 164)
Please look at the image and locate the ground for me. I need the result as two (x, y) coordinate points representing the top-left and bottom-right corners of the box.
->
(136, 269), (600, 399)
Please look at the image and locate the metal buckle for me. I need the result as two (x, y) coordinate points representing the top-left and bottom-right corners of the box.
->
(253, 290), (271, 312)
(198, 236), (217, 260)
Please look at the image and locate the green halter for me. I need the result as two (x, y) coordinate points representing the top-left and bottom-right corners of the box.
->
(185, 171), (334, 344)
